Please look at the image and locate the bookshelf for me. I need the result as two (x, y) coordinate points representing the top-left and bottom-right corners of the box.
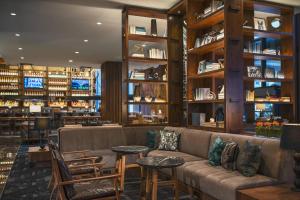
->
(122, 7), (183, 126)
(185, 0), (244, 133)
(242, 0), (295, 133)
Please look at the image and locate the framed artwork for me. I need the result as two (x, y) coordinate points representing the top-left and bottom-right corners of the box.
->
(247, 66), (262, 78)
(254, 17), (267, 31)
(264, 67), (275, 79)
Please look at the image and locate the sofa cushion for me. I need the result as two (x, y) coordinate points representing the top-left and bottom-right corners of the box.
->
(147, 150), (203, 162)
(208, 137), (226, 166)
(146, 130), (159, 149)
(158, 130), (180, 151)
(237, 141), (262, 177)
(221, 141), (239, 170)
(179, 128), (212, 159)
(175, 160), (277, 200)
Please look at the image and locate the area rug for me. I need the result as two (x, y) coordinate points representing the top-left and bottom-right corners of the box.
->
(1, 144), (195, 200)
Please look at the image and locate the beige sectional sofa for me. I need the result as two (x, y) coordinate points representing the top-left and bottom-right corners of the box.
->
(58, 125), (294, 200)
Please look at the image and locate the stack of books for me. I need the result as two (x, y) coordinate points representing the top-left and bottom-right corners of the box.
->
(149, 48), (167, 59)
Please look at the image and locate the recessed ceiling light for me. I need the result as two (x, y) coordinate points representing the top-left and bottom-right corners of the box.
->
(10, 12), (16, 16)
(84, 39), (88, 43)
(75, 51), (79, 54)
(15, 33), (20, 37)
(96, 22), (102, 25)
(18, 47), (23, 50)
(68, 59), (73, 63)
(20, 57), (24, 60)
(142, 44), (146, 47)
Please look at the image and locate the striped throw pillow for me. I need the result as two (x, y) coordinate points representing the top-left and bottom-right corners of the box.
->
(221, 141), (239, 170)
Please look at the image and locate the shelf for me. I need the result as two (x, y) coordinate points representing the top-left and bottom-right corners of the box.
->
(187, 99), (224, 104)
(188, 39), (224, 55)
(243, 52), (293, 61)
(188, 125), (224, 132)
(245, 101), (293, 105)
(127, 79), (168, 84)
(189, 9), (224, 30)
(128, 34), (167, 42)
(188, 69), (224, 79)
(127, 57), (168, 64)
(126, 101), (168, 105)
(125, 123), (168, 127)
(243, 28), (292, 39)
(243, 77), (293, 82)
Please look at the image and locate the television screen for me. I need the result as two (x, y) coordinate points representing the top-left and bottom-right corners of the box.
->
(72, 79), (90, 90)
(24, 77), (44, 89)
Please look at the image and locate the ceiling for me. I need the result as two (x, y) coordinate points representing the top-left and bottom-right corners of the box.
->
(0, 0), (298, 67)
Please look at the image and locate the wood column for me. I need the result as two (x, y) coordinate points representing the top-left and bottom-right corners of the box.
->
(101, 61), (122, 123)
(295, 13), (300, 122)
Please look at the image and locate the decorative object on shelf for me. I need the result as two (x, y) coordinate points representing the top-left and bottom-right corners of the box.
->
(217, 85), (224, 100)
(267, 17), (282, 32)
(195, 0), (224, 21)
(129, 26), (146, 35)
(197, 60), (206, 74)
(243, 20), (253, 29)
(200, 31), (216, 46)
(145, 96), (152, 102)
(194, 37), (201, 48)
(247, 66), (262, 78)
(142, 65), (167, 81)
(150, 19), (157, 36)
(264, 67), (275, 79)
(263, 48), (277, 55)
(246, 90), (255, 102)
(131, 44), (145, 58)
(212, 0), (224, 11)
(280, 124), (300, 192)
(133, 96), (141, 102)
(254, 17), (267, 31)
(215, 106), (224, 123)
(216, 28), (224, 40)
(277, 71), (285, 79)
(218, 59), (224, 68)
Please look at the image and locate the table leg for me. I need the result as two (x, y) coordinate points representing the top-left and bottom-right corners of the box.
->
(151, 169), (158, 200)
(120, 155), (126, 191)
(172, 168), (179, 200)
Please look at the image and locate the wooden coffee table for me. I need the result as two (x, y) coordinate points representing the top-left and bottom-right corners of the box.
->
(238, 184), (300, 200)
(28, 146), (51, 163)
(137, 156), (185, 200)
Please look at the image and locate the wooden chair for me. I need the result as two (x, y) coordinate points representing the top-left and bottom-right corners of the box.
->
(52, 150), (121, 200)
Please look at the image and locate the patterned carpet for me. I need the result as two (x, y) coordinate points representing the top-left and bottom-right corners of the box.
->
(1, 145), (195, 200)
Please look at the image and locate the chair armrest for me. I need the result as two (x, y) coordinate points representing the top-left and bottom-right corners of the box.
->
(63, 150), (90, 155)
(58, 174), (121, 186)
(65, 156), (99, 164)
(68, 162), (106, 169)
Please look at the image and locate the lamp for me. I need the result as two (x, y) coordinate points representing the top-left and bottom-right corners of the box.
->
(280, 124), (300, 191)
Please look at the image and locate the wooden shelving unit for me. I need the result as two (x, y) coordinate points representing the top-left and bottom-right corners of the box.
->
(122, 6), (183, 126)
(242, 0), (295, 132)
(0, 64), (100, 111)
(185, 0), (244, 133)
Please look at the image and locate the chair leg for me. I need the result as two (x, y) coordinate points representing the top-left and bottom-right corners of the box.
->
(114, 178), (120, 200)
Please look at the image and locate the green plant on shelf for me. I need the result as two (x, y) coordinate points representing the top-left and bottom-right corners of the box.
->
(255, 125), (282, 138)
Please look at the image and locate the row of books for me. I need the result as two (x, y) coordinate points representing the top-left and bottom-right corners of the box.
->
(149, 48), (167, 59)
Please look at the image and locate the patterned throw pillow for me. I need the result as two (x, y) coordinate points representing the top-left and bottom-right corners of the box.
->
(146, 130), (158, 149)
(221, 141), (239, 170)
(208, 137), (226, 166)
(158, 130), (180, 151)
(237, 141), (262, 177)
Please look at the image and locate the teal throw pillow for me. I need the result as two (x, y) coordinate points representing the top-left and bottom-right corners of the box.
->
(237, 141), (262, 177)
(146, 130), (158, 149)
(208, 137), (226, 166)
